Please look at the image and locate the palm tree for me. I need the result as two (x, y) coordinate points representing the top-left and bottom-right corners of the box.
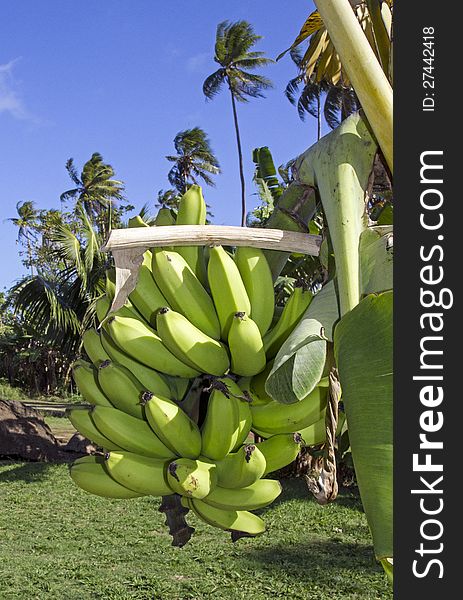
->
(285, 49), (359, 138)
(166, 127), (221, 195)
(11, 206), (108, 359)
(60, 152), (125, 238)
(285, 54), (327, 140)
(8, 201), (39, 276)
(203, 20), (273, 226)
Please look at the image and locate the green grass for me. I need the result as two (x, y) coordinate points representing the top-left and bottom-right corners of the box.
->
(0, 378), (81, 404)
(0, 462), (391, 599)
(0, 379), (31, 402)
(44, 415), (77, 441)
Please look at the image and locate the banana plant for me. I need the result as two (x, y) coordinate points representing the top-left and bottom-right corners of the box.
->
(265, 0), (393, 578)
(265, 112), (393, 579)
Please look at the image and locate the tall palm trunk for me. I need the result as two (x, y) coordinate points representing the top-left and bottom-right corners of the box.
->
(228, 81), (246, 227)
(317, 93), (322, 140)
(26, 238), (34, 277)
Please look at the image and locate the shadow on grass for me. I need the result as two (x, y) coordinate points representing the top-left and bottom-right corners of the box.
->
(240, 539), (381, 579)
(272, 478), (364, 513)
(0, 460), (56, 484)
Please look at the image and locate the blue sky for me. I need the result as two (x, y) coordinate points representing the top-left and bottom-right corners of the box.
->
(0, 0), (318, 291)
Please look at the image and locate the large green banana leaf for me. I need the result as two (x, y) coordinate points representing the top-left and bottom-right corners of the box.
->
(252, 146), (284, 203)
(359, 226), (393, 295)
(334, 291), (393, 564)
(265, 279), (340, 404)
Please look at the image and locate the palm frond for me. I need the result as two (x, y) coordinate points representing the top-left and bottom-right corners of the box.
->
(65, 158), (82, 187)
(50, 224), (86, 284)
(203, 68), (227, 100)
(234, 56), (274, 70)
(285, 75), (302, 105)
(60, 188), (80, 203)
(297, 81), (323, 121)
(79, 208), (102, 274)
(11, 276), (82, 344)
(324, 85), (360, 129)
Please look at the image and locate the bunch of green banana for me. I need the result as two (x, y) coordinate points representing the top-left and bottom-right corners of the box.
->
(68, 188), (337, 542)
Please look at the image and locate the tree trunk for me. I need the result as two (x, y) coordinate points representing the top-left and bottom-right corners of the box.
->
(228, 84), (247, 227)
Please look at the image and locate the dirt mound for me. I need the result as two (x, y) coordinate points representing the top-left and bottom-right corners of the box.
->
(0, 399), (89, 462)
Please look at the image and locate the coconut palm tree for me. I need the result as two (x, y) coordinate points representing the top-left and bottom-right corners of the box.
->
(285, 48), (360, 139)
(8, 201), (39, 276)
(203, 20), (273, 226)
(60, 152), (125, 238)
(166, 127), (221, 195)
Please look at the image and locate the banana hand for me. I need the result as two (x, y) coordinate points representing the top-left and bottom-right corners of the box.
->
(152, 249), (220, 339)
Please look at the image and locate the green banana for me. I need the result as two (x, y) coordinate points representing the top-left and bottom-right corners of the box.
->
(70, 455), (144, 499)
(228, 312), (266, 377)
(215, 444), (266, 489)
(250, 385), (328, 436)
(128, 250), (171, 326)
(234, 246), (275, 335)
(105, 451), (172, 496)
(99, 330), (172, 399)
(104, 315), (200, 378)
(106, 269), (116, 301)
(237, 376), (272, 407)
(156, 308), (229, 376)
(200, 382), (241, 461)
(165, 376), (191, 403)
(263, 286), (313, 359)
(91, 405), (176, 459)
(95, 294), (111, 323)
(219, 377), (252, 451)
(184, 498), (266, 535)
(96, 294), (145, 325)
(298, 415), (327, 447)
(249, 361), (275, 405)
(207, 245), (251, 340)
(128, 215), (149, 228)
(166, 458), (217, 499)
(67, 407), (122, 450)
(72, 359), (113, 408)
(203, 479), (282, 511)
(154, 207), (176, 226)
(152, 249), (220, 339)
(142, 391), (202, 459)
(256, 433), (303, 476)
(174, 185), (207, 285)
(97, 360), (145, 419)
(82, 328), (110, 366)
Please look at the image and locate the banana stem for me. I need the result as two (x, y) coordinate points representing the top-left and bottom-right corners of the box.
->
(314, 0), (393, 173)
(293, 113), (377, 316)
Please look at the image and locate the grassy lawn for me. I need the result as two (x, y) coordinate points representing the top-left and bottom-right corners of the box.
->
(0, 461), (391, 600)
(43, 416), (77, 443)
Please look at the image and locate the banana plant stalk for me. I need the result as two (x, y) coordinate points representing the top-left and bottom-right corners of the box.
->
(314, 0), (393, 173)
(293, 112), (377, 315)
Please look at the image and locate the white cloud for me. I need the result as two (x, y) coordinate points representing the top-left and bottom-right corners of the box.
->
(186, 52), (210, 74)
(0, 58), (33, 120)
